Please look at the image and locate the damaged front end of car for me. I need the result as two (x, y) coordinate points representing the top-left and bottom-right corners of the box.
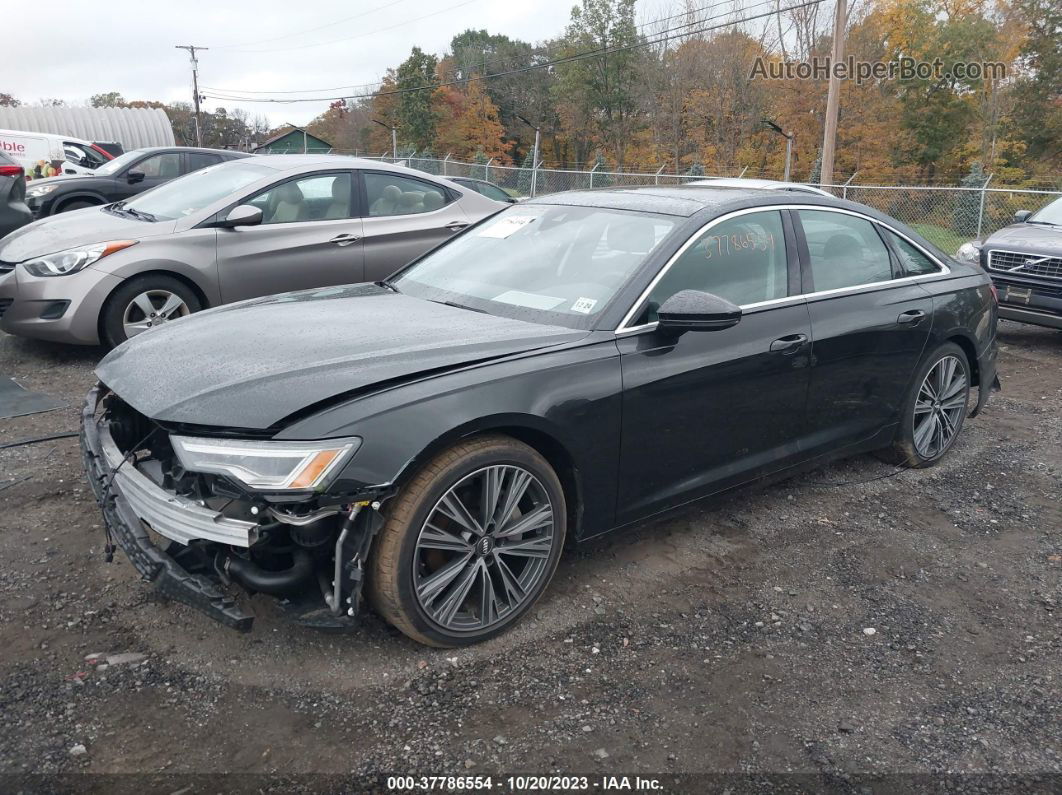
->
(80, 385), (388, 632)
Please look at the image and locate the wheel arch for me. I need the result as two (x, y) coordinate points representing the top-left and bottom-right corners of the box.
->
(942, 332), (980, 387)
(53, 192), (109, 212)
(393, 414), (584, 540)
(97, 269), (212, 341)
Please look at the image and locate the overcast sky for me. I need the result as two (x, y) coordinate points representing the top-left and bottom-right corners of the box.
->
(6, 0), (582, 127)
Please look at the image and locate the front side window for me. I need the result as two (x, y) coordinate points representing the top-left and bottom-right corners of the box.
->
(64, 143), (107, 168)
(883, 229), (941, 275)
(394, 204), (678, 329)
(248, 172), (353, 224)
(123, 161), (275, 221)
(640, 210), (788, 322)
(798, 210), (894, 292)
(133, 153), (181, 179)
(94, 149), (148, 176)
(366, 172), (451, 217)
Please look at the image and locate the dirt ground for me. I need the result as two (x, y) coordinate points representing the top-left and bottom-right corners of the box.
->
(0, 320), (1059, 792)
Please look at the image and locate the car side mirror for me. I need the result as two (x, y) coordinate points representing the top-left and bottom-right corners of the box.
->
(126, 170), (145, 184)
(657, 290), (742, 333)
(217, 204), (263, 228)
(1014, 209), (1032, 223)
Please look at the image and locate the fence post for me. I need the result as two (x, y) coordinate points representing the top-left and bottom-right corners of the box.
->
(977, 173), (993, 239)
(738, 166), (748, 177)
(842, 171), (858, 200)
(485, 157), (493, 183)
(655, 164), (666, 186)
(443, 153), (452, 177)
(589, 160), (600, 189)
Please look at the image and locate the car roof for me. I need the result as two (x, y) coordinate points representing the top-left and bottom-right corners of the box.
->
(127, 146), (250, 157)
(246, 154), (456, 178)
(690, 177), (832, 196)
(524, 184), (850, 217)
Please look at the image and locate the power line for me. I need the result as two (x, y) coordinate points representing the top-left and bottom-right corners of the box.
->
(201, 0), (820, 105)
(201, 0), (751, 95)
(210, 0), (409, 50)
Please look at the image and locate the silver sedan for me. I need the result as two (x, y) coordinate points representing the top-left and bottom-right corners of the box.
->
(0, 155), (505, 347)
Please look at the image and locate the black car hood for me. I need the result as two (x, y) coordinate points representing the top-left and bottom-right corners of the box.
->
(0, 205), (176, 262)
(96, 284), (587, 430)
(984, 223), (1062, 256)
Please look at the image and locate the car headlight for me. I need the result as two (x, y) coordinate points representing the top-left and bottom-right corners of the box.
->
(955, 241), (982, 264)
(170, 435), (361, 491)
(22, 240), (137, 277)
(26, 184), (60, 198)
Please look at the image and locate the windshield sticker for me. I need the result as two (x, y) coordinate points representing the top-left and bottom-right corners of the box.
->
(478, 215), (537, 238)
(571, 297), (597, 314)
(493, 290), (566, 310)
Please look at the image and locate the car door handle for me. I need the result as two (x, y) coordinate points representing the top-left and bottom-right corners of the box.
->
(444, 221), (469, 231)
(329, 234), (361, 246)
(770, 334), (808, 354)
(897, 309), (926, 325)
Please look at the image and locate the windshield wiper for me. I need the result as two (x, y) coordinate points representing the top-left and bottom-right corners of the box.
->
(433, 299), (488, 314)
(375, 280), (400, 293)
(1025, 219), (1059, 227)
(123, 207), (158, 222)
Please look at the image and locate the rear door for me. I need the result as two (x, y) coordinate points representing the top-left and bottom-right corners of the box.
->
(183, 151), (223, 176)
(616, 209), (812, 523)
(795, 208), (933, 453)
(216, 170), (364, 302)
(359, 170), (469, 281)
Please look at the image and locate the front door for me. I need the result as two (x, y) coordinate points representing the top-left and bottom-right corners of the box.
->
(359, 170), (470, 282)
(113, 151), (183, 200)
(616, 209), (812, 524)
(794, 208), (933, 452)
(217, 171), (364, 303)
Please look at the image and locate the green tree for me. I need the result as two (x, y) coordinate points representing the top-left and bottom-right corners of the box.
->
(954, 161), (988, 237)
(1008, 0), (1062, 166)
(90, 91), (126, 108)
(396, 47), (439, 151)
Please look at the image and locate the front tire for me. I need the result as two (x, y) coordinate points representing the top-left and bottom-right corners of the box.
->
(56, 199), (99, 213)
(369, 435), (566, 647)
(884, 342), (971, 468)
(100, 275), (201, 349)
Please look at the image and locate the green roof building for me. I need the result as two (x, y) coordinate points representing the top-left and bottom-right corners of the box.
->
(253, 127), (333, 154)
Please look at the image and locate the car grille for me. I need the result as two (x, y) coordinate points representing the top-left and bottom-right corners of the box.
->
(0, 298), (12, 317)
(987, 249), (1062, 281)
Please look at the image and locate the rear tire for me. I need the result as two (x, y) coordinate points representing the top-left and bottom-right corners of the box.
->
(881, 342), (970, 468)
(100, 275), (201, 349)
(368, 435), (566, 647)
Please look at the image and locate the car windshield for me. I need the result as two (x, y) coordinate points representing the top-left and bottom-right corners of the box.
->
(94, 149), (148, 176)
(1028, 197), (1062, 226)
(122, 161), (276, 221)
(393, 204), (679, 329)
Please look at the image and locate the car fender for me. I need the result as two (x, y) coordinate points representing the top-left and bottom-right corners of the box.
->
(95, 231), (222, 306)
(51, 190), (110, 210)
(279, 335), (624, 538)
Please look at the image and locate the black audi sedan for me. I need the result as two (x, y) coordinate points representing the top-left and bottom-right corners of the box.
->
(81, 186), (999, 646)
(24, 146), (249, 217)
(957, 196), (1062, 329)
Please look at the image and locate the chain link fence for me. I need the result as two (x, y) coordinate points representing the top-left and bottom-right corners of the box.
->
(353, 153), (1060, 255)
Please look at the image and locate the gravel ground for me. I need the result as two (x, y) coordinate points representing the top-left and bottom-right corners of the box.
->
(0, 321), (1059, 791)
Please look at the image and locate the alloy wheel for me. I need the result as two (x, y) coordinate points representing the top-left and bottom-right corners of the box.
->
(913, 354), (968, 459)
(412, 464), (556, 633)
(122, 290), (190, 338)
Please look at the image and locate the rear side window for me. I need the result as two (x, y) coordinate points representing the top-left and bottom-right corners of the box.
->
(882, 229), (941, 275)
(365, 172), (451, 217)
(186, 152), (222, 172)
(798, 210), (894, 291)
(642, 210), (788, 321)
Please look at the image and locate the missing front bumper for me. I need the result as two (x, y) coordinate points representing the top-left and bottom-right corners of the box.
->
(80, 388), (255, 631)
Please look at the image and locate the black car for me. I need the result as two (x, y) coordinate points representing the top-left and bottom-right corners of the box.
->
(958, 196), (1062, 329)
(0, 151), (31, 238)
(81, 187), (999, 646)
(24, 146), (250, 217)
(450, 176), (517, 203)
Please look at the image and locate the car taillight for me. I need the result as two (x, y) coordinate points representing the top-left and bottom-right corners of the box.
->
(0, 164), (23, 178)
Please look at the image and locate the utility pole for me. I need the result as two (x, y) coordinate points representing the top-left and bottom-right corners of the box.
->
(762, 119), (794, 182)
(819, 0), (846, 186)
(515, 113), (541, 197)
(175, 45), (208, 147)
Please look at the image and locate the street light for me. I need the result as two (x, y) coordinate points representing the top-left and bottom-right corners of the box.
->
(762, 118), (794, 182)
(372, 119), (397, 161)
(514, 113), (541, 198)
